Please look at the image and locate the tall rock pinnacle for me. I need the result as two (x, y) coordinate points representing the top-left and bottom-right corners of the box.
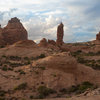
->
(56, 22), (64, 46)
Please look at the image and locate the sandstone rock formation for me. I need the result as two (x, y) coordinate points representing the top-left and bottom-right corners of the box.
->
(56, 22), (64, 46)
(96, 32), (100, 40)
(48, 39), (56, 45)
(38, 38), (48, 47)
(14, 40), (36, 48)
(0, 17), (28, 45)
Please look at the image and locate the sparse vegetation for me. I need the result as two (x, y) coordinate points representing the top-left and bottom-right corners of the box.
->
(71, 50), (100, 70)
(37, 86), (56, 99)
(14, 82), (27, 90)
(18, 70), (26, 75)
(40, 66), (46, 70)
(59, 81), (97, 95)
(35, 54), (46, 60)
(68, 81), (96, 94)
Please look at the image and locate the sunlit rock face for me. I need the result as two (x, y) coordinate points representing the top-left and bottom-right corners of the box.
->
(56, 22), (64, 46)
(38, 38), (48, 47)
(0, 17), (28, 45)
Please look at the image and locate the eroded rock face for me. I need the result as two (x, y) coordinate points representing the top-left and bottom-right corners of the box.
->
(96, 32), (100, 40)
(38, 38), (48, 47)
(48, 39), (56, 45)
(0, 17), (28, 45)
(56, 22), (64, 46)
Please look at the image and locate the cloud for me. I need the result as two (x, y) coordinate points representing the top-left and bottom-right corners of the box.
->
(0, 0), (100, 43)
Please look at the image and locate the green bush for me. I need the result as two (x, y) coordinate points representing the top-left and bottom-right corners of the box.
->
(59, 88), (67, 93)
(9, 56), (21, 61)
(40, 67), (46, 70)
(68, 81), (94, 94)
(37, 86), (56, 98)
(18, 70), (26, 75)
(2, 65), (8, 71)
(35, 54), (46, 60)
(0, 90), (6, 97)
(14, 82), (27, 90)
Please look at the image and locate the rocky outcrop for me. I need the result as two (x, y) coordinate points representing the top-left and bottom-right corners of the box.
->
(96, 32), (100, 40)
(38, 38), (48, 47)
(56, 22), (64, 46)
(48, 39), (56, 45)
(0, 17), (28, 45)
(14, 40), (36, 48)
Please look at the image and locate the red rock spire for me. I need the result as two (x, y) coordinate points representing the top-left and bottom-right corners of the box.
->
(56, 22), (64, 46)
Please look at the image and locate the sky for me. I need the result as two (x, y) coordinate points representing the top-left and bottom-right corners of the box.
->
(0, 0), (100, 43)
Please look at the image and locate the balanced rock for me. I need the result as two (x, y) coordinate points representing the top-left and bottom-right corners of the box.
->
(96, 32), (100, 40)
(0, 17), (28, 45)
(56, 22), (64, 46)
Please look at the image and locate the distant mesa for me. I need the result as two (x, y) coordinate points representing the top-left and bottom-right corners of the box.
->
(0, 17), (28, 46)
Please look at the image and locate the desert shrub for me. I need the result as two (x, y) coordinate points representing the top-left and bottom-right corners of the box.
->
(92, 64), (100, 70)
(59, 88), (67, 94)
(30, 96), (34, 99)
(37, 86), (56, 98)
(71, 50), (82, 57)
(0, 90), (6, 97)
(2, 65), (8, 71)
(39, 54), (46, 58)
(96, 51), (100, 55)
(35, 54), (46, 60)
(77, 57), (87, 64)
(14, 82), (27, 90)
(0, 97), (5, 100)
(9, 56), (21, 61)
(34, 71), (39, 74)
(2, 55), (6, 58)
(18, 70), (26, 75)
(9, 62), (23, 67)
(24, 57), (30, 60)
(8, 68), (13, 71)
(40, 66), (46, 70)
(0, 46), (5, 48)
(52, 73), (57, 77)
(68, 81), (94, 94)
(25, 60), (31, 65)
(85, 52), (95, 56)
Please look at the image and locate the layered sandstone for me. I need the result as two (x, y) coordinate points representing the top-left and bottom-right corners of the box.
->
(0, 17), (28, 45)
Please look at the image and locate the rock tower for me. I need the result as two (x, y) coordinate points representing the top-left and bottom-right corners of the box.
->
(56, 22), (64, 46)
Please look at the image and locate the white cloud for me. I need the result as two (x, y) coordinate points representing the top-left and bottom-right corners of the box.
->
(0, 0), (100, 43)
